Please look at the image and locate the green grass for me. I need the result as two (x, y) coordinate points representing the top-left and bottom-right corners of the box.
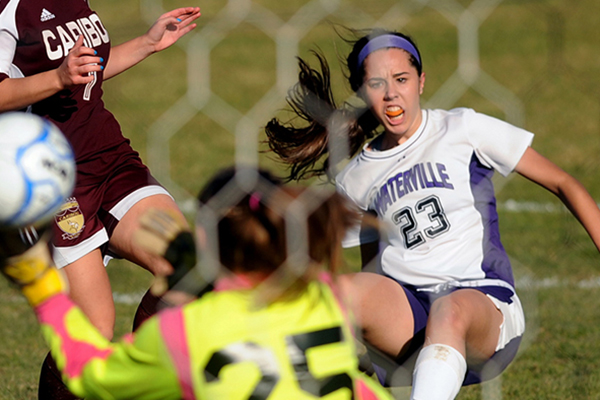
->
(3, 0), (600, 398)
(0, 261), (151, 399)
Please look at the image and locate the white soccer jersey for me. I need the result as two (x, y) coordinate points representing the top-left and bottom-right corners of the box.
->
(336, 108), (533, 288)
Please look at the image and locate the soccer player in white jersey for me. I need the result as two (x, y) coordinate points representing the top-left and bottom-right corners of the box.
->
(265, 29), (600, 400)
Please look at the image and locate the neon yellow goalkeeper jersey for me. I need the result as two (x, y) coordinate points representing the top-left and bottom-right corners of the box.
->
(35, 276), (392, 400)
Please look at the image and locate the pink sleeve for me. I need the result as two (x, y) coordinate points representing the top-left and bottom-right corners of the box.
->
(159, 307), (197, 400)
(35, 294), (113, 380)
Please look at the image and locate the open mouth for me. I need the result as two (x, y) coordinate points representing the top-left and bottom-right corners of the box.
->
(385, 106), (404, 119)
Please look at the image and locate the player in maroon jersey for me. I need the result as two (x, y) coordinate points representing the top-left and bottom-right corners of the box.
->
(0, 3), (200, 399)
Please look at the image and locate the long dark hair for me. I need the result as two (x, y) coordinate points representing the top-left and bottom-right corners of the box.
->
(265, 29), (422, 181)
(197, 167), (359, 279)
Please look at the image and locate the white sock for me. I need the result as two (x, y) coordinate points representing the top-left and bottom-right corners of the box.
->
(410, 344), (467, 400)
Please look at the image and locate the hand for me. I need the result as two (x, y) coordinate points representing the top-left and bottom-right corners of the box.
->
(145, 7), (201, 53)
(136, 209), (204, 297)
(1, 239), (67, 307)
(56, 36), (104, 89)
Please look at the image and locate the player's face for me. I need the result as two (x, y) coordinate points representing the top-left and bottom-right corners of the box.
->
(361, 48), (425, 146)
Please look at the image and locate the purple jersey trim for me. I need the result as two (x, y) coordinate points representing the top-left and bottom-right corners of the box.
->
(159, 308), (197, 400)
(469, 153), (514, 286)
(36, 294), (113, 379)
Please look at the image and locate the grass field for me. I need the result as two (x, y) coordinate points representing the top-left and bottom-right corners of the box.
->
(2, 0), (600, 398)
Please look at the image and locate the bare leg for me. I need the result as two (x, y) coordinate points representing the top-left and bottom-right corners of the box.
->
(411, 289), (503, 400)
(426, 289), (503, 362)
(62, 249), (115, 338)
(338, 272), (414, 357)
(109, 194), (188, 277)
(112, 194), (189, 329)
(39, 249), (112, 400)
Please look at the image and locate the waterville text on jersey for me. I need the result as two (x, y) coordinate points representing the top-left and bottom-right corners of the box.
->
(373, 162), (454, 215)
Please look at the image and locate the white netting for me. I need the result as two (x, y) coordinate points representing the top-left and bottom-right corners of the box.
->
(142, 0), (525, 206)
(127, 0), (594, 397)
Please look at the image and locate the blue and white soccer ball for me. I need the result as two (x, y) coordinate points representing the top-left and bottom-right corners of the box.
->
(0, 112), (76, 227)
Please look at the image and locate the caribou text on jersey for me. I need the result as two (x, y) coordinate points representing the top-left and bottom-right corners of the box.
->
(373, 161), (454, 215)
(42, 14), (109, 61)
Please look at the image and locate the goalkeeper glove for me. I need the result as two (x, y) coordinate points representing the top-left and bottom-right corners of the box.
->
(1, 235), (67, 307)
(136, 209), (209, 298)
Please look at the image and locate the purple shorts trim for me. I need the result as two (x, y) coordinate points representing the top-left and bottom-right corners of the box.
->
(372, 279), (522, 387)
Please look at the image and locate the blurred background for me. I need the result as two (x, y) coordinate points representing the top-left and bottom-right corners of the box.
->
(2, 0), (600, 398)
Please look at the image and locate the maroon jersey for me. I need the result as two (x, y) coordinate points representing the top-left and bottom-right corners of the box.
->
(0, 0), (129, 174)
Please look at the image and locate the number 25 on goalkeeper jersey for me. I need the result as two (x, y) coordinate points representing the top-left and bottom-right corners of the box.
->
(35, 278), (392, 400)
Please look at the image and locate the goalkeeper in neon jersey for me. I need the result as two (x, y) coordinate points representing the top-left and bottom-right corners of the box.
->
(1, 167), (392, 400)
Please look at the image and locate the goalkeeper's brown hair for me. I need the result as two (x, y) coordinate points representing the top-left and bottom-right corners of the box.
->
(217, 186), (359, 277)
(197, 167), (364, 301)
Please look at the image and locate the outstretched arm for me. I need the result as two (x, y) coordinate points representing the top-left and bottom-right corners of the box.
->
(515, 147), (600, 252)
(0, 233), (182, 399)
(103, 7), (201, 80)
(35, 295), (183, 399)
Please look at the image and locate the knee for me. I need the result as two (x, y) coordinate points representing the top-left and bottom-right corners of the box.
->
(429, 295), (470, 334)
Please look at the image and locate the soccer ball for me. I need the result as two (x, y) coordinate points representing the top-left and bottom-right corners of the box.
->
(0, 112), (76, 228)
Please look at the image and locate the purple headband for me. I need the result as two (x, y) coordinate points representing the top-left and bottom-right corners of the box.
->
(356, 34), (421, 71)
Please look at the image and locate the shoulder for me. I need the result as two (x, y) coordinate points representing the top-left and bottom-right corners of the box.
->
(420, 108), (481, 137)
(182, 290), (248, 320)
(0, 0), (27, 78)
(0, 0), (12, 15)
(335, 153), (372, 207)
(0, 0), (19, 26)
(1, 0), (45, 40)
(428, 107), (525, 137)
(443, 107), (514, 128)
(426, 107), (478, 124)
(335, 154), (361, 188)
